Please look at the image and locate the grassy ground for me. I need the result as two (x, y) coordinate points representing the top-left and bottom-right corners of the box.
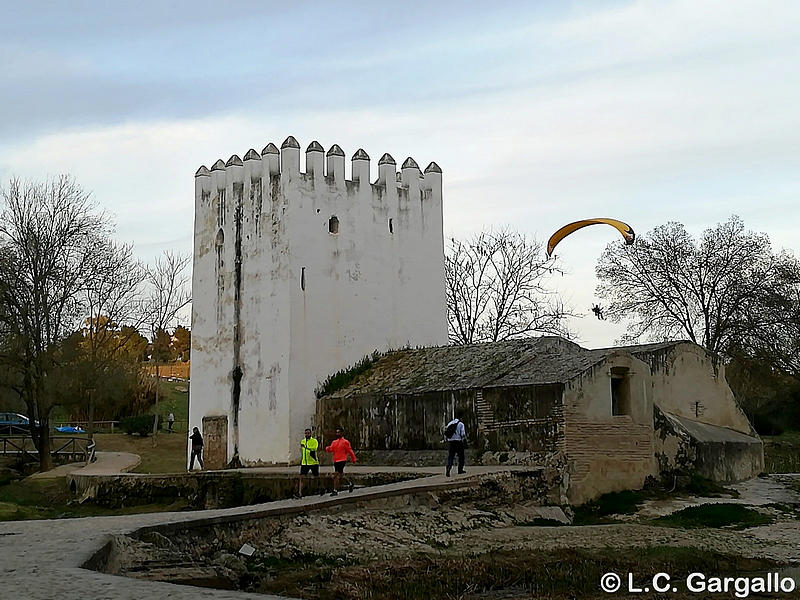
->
(654, 504), (774, 529)
(94, 431), (187, 474)
(249, 547), (781, 600)
(0, 477), (187, 521)
(152, 379), (190, 431)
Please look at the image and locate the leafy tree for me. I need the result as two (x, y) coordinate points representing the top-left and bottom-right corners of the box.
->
(445, 228), (570, 344)
(726, 354), (800, 435)
(152, 327), (174, 363)
(118, 325), (149, 362)
(171, 325), (191, 362)
(54, 329), (144, 423)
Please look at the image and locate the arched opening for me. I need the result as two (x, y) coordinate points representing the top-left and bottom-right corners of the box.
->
(328, 215), (339, 234)
(610, 367), (631, 416)
(388, 218), (394, 234)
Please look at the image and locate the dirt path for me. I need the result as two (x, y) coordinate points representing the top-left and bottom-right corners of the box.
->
(27, 451), (141, 480)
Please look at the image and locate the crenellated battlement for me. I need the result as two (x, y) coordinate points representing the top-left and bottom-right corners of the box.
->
(195, 136), (441, 190)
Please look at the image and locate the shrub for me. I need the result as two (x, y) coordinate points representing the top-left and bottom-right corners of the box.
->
(315, 351), (382, 398)
(120, 415), (161, 436)
(654, 503), (773, 529)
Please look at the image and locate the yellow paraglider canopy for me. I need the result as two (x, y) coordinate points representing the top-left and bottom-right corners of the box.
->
(546, 218), (635, 257)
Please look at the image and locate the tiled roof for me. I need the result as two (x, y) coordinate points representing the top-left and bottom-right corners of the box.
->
(326, 336), (624, 398)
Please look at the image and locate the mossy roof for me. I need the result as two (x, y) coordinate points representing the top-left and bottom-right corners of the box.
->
(325, 336), (685, 398)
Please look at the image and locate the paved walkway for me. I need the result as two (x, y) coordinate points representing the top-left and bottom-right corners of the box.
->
(0, 468), (491, 600)
(28, 452), (141, 480)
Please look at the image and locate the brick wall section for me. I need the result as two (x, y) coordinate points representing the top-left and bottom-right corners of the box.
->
(479, 385), (564, 454)
(564, 415), (654, 504)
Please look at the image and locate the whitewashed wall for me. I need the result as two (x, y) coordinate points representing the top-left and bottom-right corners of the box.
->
(190, 137), (448, 465)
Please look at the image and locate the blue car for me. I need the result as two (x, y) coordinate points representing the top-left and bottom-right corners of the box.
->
(0, 412), (33, 435)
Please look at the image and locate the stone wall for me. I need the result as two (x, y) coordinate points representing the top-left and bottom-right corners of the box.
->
(317, 383), (565, 464)
(318, 390), (477, 452)
(563, 417), (655, 504)
(641, 343), (754, 435)
(69, 471), (418, 510)
(477, 384), (563, 454)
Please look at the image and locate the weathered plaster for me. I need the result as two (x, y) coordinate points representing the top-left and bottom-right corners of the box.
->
(191, 140), (448, 465)
(640, 343), (754, 434)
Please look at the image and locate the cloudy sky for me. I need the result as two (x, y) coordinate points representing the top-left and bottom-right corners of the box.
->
(1, 0), (798, 347)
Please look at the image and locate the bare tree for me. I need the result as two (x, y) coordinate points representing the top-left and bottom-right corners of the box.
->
(445, 228), (570, 344)
(144, 251), (191, 441)
(0, 177), (109, 471)
(596, 216), (800, 363)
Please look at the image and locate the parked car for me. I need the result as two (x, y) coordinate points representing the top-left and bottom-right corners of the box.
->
(0, 413), (33, 435)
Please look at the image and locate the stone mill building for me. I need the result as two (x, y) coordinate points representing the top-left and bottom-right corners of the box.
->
(317, 337), (764, 503)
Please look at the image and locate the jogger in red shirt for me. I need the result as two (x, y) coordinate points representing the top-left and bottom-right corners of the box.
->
(325, 428), (357, 496)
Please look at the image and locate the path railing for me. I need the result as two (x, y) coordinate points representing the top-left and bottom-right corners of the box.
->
(0, 436), (89, 462)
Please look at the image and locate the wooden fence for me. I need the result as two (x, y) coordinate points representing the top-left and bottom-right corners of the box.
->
(0, 436), (89, 462)
(143, 362), (190, 380)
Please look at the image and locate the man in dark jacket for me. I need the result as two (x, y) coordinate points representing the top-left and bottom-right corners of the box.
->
(445, 414), (467, 477)
(189, 427), (204, 470)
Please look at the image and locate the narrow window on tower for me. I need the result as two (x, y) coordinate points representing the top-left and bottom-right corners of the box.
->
(328, 215), (339, 234)
(301, 267), (306, 291)
(388, 218), (394, 233)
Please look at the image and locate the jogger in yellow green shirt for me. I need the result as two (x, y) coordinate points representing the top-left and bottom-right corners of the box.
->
(297, 428), (319, 497)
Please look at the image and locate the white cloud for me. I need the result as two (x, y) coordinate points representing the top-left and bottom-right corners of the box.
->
(1, 0), (798, 346)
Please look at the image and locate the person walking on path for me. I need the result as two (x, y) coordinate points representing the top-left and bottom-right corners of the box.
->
(167, 412), (175, 433)
(296, 427), (319, 498)
(445, 414), (467, 477)
(189, 427), (204, 470)
(325, 428), (356, 496)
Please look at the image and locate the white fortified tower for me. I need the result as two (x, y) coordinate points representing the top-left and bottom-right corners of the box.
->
(190, 136), (448, 466)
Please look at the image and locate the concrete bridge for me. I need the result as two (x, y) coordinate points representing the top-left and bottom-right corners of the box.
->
(0, 467), (509, 600)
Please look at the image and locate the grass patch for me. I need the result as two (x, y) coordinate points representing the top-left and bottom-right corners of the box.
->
(654, 503), (774, 530)
(315, 351), (381, 398)
(0, 477), (188, 521)
(30, 379), (189, 433)
(573, 489), (644, 525)
(152, 379), (190, 427)
(94, 432), (187, 474)
(683, 474), (740, 498)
